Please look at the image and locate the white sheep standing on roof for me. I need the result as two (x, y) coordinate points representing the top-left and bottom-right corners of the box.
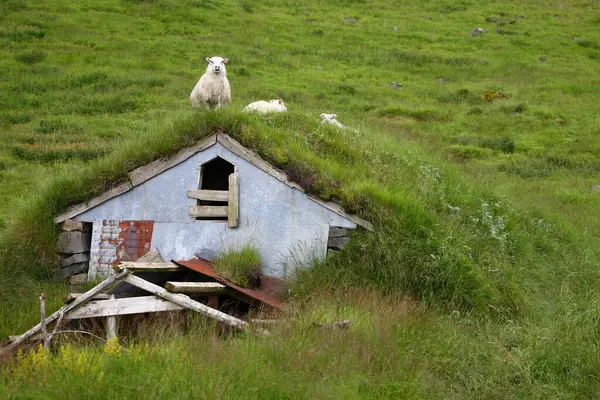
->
(190, 56), (231, 109)
(243, 99), (287, 114)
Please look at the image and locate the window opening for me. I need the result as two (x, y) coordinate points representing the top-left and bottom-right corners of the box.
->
(187, 157), (238, 227)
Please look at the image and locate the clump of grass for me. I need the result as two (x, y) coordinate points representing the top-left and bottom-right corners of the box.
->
(1, 113), (31, 125)
(34, 119), (82, 134)
(212, 245), (262, 288)
(440, 88), (483, 105)
(451, 136), (516, 154)
(15, 50), (46, 65)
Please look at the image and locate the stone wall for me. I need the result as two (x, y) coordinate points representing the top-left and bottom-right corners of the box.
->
(327, 226), (350, 256)
(55, 220), (91, 291)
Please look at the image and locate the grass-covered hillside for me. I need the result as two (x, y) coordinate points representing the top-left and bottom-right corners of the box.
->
(1, 0), (600, 398)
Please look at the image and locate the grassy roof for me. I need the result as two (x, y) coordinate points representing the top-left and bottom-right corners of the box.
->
(1, 108), (596, 321)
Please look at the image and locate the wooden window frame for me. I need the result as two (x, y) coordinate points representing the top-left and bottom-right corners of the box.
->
(188, 164), (239, 228)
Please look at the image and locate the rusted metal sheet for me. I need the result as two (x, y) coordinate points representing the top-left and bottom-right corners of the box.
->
(173, 258), (283, 309)
(94, 220), (154, 275)
(118, 220), (154, 262)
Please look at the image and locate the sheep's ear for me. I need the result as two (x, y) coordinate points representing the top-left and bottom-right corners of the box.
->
(205, 57), (211, 63)
(332, 114), (337, 118)
(320, 113), (326, 118)
(222, 58), (229, 64)
(278, 99), (283, 104)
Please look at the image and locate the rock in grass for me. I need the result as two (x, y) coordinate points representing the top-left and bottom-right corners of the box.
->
(69, 273), (88, 285)
(392, 26), (398, 32)
(61, 253), (89, 268)
(472, 27), (484, 36)
(592, 185), (600, 193)
(62, 219), (86, 232)
(390, 81), (404, 89)
(328, 236), (350, 250)
(539, 56), (547, 62)
(329, 227), (348, 238)
(55, 262), (88, 281)
(56, 232), (91, 254)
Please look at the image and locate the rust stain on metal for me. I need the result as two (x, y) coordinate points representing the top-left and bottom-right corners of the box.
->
(173, 258), (283, 309)
(117, 221), (154, 262)
(96, 220), (154, 273)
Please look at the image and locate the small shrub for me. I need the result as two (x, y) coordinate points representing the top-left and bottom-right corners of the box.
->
(4, 113), (31, 124)
(239, 0), (253, 12)
(440, 89), (483, 105)
(577, 40), (600, 50)
(212, 245), (262, 288)
(70, 72), (108, 87)
(502, 103), (528, 114)
(379, 107), (449, 122)
(483, 91), (506, 102)
(451, 136), (515, 154)
(15, 50), (46, 65)
(498, 137), (516, 154)
(448, 145), (493, 161)
(0, 157), (13, 171)
(335, 84), (357, 95)
(35, 120), (68, 134)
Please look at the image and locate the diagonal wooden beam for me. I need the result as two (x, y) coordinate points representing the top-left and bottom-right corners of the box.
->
(123, 274), (251, 330)
(1, 269), (130, 356)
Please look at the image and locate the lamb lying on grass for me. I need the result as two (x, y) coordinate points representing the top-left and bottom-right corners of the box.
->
(243, 99), (287, 114)
(190, 56), (231, 109)
(320, 113), (345, 128)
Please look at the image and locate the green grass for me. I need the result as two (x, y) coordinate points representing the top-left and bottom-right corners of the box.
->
(0, 0), (600, 397)
(213, 245), (262, 289)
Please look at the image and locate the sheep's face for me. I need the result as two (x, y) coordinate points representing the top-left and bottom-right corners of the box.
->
(320, 113), (337, 122)
(205, 56), (228, 74)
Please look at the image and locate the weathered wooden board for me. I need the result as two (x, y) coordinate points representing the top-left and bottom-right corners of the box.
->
(123, 274), (248, 330)
(165, 281), (227, 293)
(189, 206), (228, 218)
(117, 262), (182, 272)
(54, 182), (133, 223)
(187, 189), (229, 202)
(1, 269), (130, 355)
(65, 296), (185, 319)
(128, 135), (217, 187)
(228, 173), (239, 228)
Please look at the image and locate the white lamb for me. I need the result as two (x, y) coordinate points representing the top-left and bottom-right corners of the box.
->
(320, 113), (345, 129)
(190, 56), (231, 109)
(243, 99), (287, 114)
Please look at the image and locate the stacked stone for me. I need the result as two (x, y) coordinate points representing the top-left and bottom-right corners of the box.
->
(55, 220), (91, 289)
(327, 226), (350, 256)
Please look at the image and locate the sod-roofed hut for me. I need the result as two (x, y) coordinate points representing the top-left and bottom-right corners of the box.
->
(54, 133), (371, 283)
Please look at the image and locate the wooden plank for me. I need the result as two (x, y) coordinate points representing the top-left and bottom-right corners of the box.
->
(105, 295), (117, 340)
(128, 134), (217, 187)
(189, 206), (228, 218)
(65, 293), (111, 303)
(54, 135), (218, 223)
(1, 269), (130, 356)
(54, 181), (133, 223)
(187, 189), (229, 202)
(39, 294), (47, 349)
(165, 281), (227, 293)
(216, 134), (374, 231)
(65, 296), (185, 319)
(228, 173), (239, 228)
(118, 262), (182, 272)
(216, 133), (302, 191)
(123, 274), (249, 330)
